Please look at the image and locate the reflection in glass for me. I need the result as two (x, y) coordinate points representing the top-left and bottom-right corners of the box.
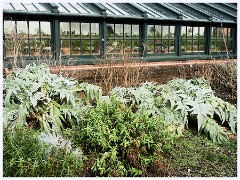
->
(29, 21), (39, 38)
(124, 24), (131, 39)
(199, 27), (204, 37)
(132, 40), (139, 54)
(193, 27), (198, 38)
(92, 40), (100, 54)
(17, 21), (28, 35)
(199, 39), (204, 52)
(193, 40), (198, 52)
(162, 26), (168, 38)
(91, 23), (99, 38)
(60, 22), (70, 38)
(147, 25), (154, 38)
(155, 25), (161, 38)
(169, 26), (175, 38)
(4, 20), (16, 37)
(81, 23), (90, 38)
(115, 24), (123, 38)
(71, 40), (80, 55)
(147, 40), (154, 53)
(81, 39), (90, 54)
(186, 40), (192, 52)
(71, 23), (80, 38)
(169, 40), (175, 53)
(187, 26), (192, 37)
(132, 25), (139, 38)
(40, 22), (51, 38)
(107, 24), (114, 38)
(61, 40), (70, 55)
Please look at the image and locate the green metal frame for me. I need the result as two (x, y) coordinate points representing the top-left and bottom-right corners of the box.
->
(3, 3), (237, 65)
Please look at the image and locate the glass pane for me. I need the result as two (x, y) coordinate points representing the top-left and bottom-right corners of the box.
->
(228, 28), (232, 38)
(155, 39), (163, 53)
(81, 23), (90, 38)
(115, 24), (123, 39)
(4, 20), (16, 38)
(91, 23), (99, 38)
(81, 39), (90, 54)
(40, 22), (51, 38)
(186, 40), (192, 52)
(181, 38), (186, 52)
(169, 26), (175, 38)
(217, 28), (222, 39)
(227, 39), (232, 51)
(199, 27), (204, 37)
(30, 39), (41, 56)
(12, 3), (26, 11)
(92, 40), (100, 55)
(4, 38), (13, 57)
(155, 25), (161, 39)
(71, 40), (80, 55)
(132, 40), (139, 54)
(169, 40), (175, 53)
(193, 40), (198, 52)
(162, 26), (168, 38)
(132, 25), (139, 39)
(199, 39), (204, 52)
(212, 27), (217, 38)
(181, 26), (186, 37)
(147, 25), (154, 38)
(41, 39), (51, 49)
(162, 40), (168, 53)
(147, 40), (154, 54)
(107, 24), (114, 38)
(222, 28), (227, 37)
(216, 40), (225, 51)
(193, 27), (198, 38)
(60, 22), (70, 38)
(124, 24), (131, 39)
(211, 40), (216, 52)
(17, 21), (28, 35)
(187, 26), (192, 38)
(29, 21), (39, 38)
(24, 3), (37, 11)
(71, 23), (80, 38)
(61, 40), (70, 55)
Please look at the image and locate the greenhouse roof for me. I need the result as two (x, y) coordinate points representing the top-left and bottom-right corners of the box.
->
(3, 3), (237, 23)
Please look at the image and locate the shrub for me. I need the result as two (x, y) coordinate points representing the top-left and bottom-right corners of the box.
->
(66, 99), (176, 177)
(3, 128), (83, 177)
(3, 63), (80, 134)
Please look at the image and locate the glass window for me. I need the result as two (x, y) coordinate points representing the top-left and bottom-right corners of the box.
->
(3, 20), (51, 58)
(81, 23), (90, 38)
(115, 24), (123, 39)
(147, 25), (176, 54)
(211, 27), (233, 52)
(71, 23), (80, 38)
(60, 22), (70, 38)
(60, 22), (100, 56)
(182, 26), (205, 53)
(107, 23), (140, 54)
(91, 23), (99, 38)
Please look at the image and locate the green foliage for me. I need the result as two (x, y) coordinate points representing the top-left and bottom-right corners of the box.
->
(3, 128), (83, 177)
(3, 63), (80, 134)
(156, 78), (236, 143)
(110, 78), (237, 143)
(67, 99), (175, 176)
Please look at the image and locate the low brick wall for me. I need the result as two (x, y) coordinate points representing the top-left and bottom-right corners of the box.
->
(50, 59), (236, 85)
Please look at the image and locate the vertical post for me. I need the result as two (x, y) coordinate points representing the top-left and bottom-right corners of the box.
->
(204, 25), (212, 55)
(140, 22), (147, 57)
(176, 24), (182, 56)
(232, 27), (237, 55)
(50, 4), (60, 60)
(52, 19), (60, 60)
(100, 21), (107, 57)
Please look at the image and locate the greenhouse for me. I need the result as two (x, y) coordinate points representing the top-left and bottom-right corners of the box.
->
(3, 2), (237, 65)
